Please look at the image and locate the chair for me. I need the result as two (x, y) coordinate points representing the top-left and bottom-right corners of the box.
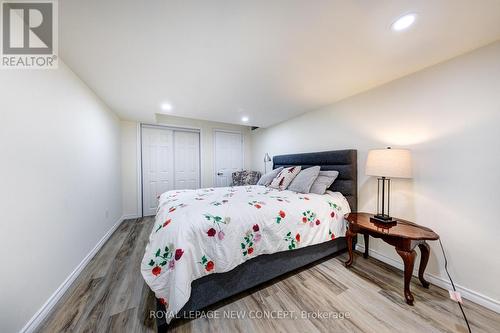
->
(231, 170), (262, 186)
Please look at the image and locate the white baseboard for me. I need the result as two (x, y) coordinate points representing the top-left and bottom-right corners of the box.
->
(355, 244), (500, 314)
(122, 213), (141, 220)
(20, 215), (127, 333)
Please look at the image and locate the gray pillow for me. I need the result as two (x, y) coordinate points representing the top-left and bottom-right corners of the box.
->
(309, 170), (339, 194)
(257, 167), (284, 186)
(287, 166), (321, 193)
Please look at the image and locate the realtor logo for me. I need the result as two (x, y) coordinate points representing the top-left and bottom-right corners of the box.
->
(1, 0), (58, 68)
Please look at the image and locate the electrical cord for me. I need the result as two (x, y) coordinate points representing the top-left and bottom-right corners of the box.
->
(438, 238), (472, 333)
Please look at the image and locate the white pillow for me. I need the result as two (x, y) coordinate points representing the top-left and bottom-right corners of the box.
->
(257, 167), (283, 186)
(287, 166), (321, 193)
(309, 170), (339, 194)
(269, 166), (302, 191)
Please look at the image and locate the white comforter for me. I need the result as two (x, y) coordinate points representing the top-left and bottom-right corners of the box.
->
(141, 185), (350, 321)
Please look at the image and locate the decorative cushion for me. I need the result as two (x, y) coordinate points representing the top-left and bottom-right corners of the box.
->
(287, 166), (321, 193)
(257, 167), (283, 186)
(232, 170), (262, 186)
(269, 166), (302, 191)
(309, 170), (339, 195)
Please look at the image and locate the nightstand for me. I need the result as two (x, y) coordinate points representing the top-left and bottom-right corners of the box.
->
(344, 212), (439, 305)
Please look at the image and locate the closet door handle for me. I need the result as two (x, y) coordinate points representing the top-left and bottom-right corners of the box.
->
(217, 172), (223, 176)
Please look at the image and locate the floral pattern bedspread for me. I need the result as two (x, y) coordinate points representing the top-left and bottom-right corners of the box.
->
(141, 185), (350, 321)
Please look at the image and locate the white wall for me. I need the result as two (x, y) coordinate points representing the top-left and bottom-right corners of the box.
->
(121, 120), (140, 218)
(0, 62), (122, 333)
(251, 42), (500, 306)
(121, 114), (252, 217)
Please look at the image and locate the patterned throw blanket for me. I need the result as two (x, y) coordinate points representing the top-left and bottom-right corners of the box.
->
(141, 185), (350, 322)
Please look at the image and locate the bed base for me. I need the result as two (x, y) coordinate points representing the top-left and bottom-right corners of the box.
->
(156, 236), (352, 332)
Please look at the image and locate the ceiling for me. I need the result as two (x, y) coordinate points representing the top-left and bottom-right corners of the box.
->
(59, 0), (500, 127)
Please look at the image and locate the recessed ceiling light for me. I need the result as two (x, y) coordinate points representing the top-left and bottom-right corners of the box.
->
(391, 13), (416, 31)
(241, 116), (249, 122)
(161, 102), (173, 111)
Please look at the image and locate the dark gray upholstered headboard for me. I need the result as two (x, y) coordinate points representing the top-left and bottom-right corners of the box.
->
(272, 150), (357, 212)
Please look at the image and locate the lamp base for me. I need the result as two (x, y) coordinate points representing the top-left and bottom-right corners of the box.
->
(371, 214), (395, 224)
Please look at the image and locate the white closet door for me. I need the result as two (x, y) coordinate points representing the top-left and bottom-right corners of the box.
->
(174, 131), (200, 190)
(214, 131), (243, 187)
(142, 127), (174, 216)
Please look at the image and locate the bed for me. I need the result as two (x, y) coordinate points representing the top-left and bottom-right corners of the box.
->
(144, 149), (357, 332)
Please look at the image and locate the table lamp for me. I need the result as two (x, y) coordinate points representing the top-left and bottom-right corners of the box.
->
(365, 147), (412, 223)
(264, 153), (271, 173)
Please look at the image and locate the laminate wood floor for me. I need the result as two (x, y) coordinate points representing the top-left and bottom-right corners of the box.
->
(38, 217), (500, 333)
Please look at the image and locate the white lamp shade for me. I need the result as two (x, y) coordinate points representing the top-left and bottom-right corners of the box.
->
(365, 148), (412, 178)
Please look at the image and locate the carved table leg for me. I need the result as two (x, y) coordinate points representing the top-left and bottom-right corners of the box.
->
(396, 249), (417, 305)
(344, 228), (356, 267)
(418, 242), (431, 288)
(363, 234), (369, 259)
